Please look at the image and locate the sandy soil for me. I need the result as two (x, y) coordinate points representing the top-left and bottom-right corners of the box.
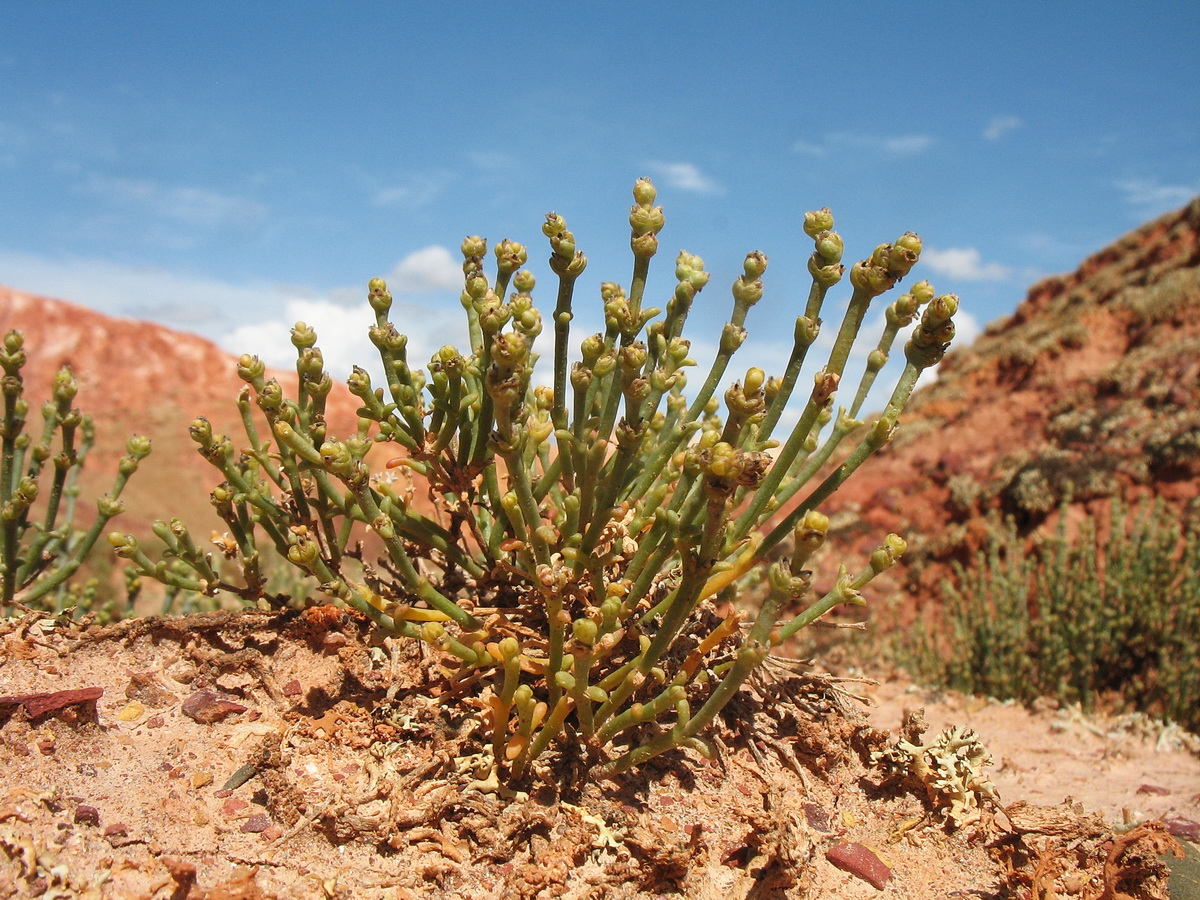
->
(1, 608), (1193, 899)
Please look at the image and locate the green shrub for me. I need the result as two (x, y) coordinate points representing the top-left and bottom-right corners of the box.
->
(1, 331), (149, 615)
(115, 180), (959, 783)
(908, 498), (1200, 732)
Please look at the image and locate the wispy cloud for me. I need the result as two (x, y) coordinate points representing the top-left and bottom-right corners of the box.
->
(792, 132), (935, 157)
(0, 244), (470, 379)
(1115, 177), (1199, 218)
(983, 116), (1022, 140)
(921, 247), (1011, 281)
(645, 162), (723, 195)
(77, 174), (267, 229)
(372, 170), (455, 207)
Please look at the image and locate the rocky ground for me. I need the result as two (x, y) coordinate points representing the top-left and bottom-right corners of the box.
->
(2, 607), (1194, 899)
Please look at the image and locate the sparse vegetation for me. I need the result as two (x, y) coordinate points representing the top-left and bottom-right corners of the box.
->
(1, 330), (148, 614)
(108, 179), (959, 783)
(905, 498), (1200, 732)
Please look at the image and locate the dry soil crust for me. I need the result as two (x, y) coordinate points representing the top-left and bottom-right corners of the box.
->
(0, 608), (1191, 899)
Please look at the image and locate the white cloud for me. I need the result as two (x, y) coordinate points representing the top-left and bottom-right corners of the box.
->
(386, 245), (463, 293)
(792, 132), (935, 157)
(983, 116), (1022, 140)
(645, 162), (723, 195)
(1115, 177), (1199, 217)
(77, 174), (266, 228)
(921, 247), (1011, 281)
(0, 246), (470, 380)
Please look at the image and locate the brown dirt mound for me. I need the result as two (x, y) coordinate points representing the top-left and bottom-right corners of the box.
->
(2, 609), (1191, 899)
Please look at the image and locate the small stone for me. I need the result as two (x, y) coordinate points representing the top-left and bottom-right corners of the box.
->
(261, 824), (284, 842)
(146, 715), (165, 729)
(221, 797), (249, 817)
(1165, 817), (1200, 842)
(1135, 784), (1171, 796)
(74, 805), (100, 826)
(283, 679), (303, 697)
(103, 823), (128, 839)
(241, 813), (271, 833)
(192, 772), (214, 789)
(36, 738), (55, 755)
(193, 807), (210, 826)
(181, 690), (247, 724)
(803, 802), (832, 832)
(827, 841), (892, 890)
(115, 700), (145, 722)
(125, 672), (177, 708)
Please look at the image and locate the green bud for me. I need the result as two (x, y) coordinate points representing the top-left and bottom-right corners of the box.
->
(814, 230), (844, 264)
(50, 368), (78, 404)
(542, 214), (566, 239)
(107, 532), (138, 557)
(368, 277), (392, 313)
(866, 348), (888, 372)
(97, 494), (125, 518)
(237, 354), (266, 384)
(803, 208), (835, 238)
(494, 238), (528, 274)
(870, 533), (908, 573)
(573, 618), (598, 645)
(461, 235), (487, 259)
(291, 322), (318, 349)
(720, 323), (747, 354)
(629, 203), (665, 237)
(126, 434), (152, 460)
(911, 280), (935, 305)
(632, 177), (656, 207)
(512, 269), (536, 293)
(188, 417), (214, 447)
(742, 250), (768, 280)
(808, 255), (844, 287)
(298, 347), (324, 380)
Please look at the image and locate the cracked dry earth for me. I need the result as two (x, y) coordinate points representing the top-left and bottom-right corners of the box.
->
(1, 608), (1195, 899)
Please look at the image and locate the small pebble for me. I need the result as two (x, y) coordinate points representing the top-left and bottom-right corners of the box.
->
(115, 700), (145, 722)
(181, 690), (247, 724)
(283, 679), (303, 697)
(827, 841), (892, 890)
(146, 715), (165, 729)
(241, 813), (271, 833)
(1165, 817), (1200, 842)
(192, 772), (214, 789)
(74, 805), (100, 826)
(222, 797), (249, 817)
(1136, 784), (1171, 796)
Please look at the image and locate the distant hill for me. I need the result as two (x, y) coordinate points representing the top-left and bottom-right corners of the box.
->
(0, 287), (363, 553)
(826, 197), (1200, 605)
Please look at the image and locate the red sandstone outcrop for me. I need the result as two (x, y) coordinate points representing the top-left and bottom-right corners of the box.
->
(0, 287), (363, 544)
(827, 197), (1200, 605)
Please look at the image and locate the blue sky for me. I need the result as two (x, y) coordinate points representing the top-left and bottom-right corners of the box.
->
(2, 2), (1197, 412)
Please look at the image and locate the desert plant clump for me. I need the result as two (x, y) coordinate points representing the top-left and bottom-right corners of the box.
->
(907, 497), (1200, 732)
(115, 179), (960, 783)
(1, 330), (150, 615)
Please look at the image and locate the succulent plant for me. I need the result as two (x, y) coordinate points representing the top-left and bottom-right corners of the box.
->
(117, 179), (958, 782)
(1, 330), (149, 612)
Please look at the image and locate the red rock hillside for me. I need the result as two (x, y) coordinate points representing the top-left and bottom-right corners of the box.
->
(827, 197), (1200, 609)
(0, 288), (363, 557)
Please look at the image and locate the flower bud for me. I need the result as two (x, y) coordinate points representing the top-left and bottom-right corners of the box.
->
(291, 321), (318, 349)
(911, 280), (935, 305)
(742, 251), (768, 280)
(461, 235), (487, 259)
(494, 238), (528, 274)
(49, 368), (79, 404)
(97, 494), (125, 518)
(573, 618), (598, 645)
(368, 277), (392, 312)
(512, 269), (536, 293)
(803, 208), (834, 238)
(236, 354), (265, 384)
(814, 230), (844, 264)
(632, 177), (656, 207)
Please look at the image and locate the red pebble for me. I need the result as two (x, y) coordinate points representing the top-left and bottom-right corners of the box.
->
(827, 841), (892, 890)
